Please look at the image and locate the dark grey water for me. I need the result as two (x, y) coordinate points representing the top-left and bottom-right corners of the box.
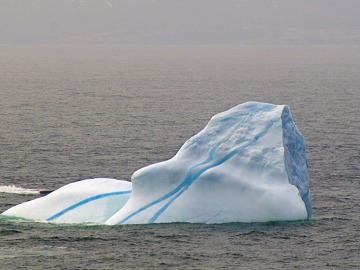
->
(0, 45), (359, 269)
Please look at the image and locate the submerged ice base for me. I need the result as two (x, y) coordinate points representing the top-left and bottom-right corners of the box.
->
(2, 102), (311, 224)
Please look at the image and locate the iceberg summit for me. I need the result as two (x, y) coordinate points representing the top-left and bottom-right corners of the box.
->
(2, 102), (311, 224)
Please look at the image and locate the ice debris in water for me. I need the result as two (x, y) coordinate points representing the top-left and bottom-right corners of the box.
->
(2, 102), (311, 224)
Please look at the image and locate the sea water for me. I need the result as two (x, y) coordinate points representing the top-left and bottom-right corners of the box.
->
(0, 45), (359, 269)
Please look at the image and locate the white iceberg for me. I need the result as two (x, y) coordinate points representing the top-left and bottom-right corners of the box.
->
(2, 178), (131, 224)
(2, 102), (311, 224)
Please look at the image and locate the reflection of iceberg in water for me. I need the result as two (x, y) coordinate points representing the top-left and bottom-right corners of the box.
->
(2, 102), (311, 224)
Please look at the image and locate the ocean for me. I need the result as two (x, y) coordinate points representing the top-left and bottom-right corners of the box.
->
(0, 45), (359, 269)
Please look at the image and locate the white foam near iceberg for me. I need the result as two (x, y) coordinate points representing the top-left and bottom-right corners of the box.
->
(0, 185), (40, 195)
(2, 102), (311, 224)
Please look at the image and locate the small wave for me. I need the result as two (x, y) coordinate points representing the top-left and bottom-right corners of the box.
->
(0, 185), (40, 195)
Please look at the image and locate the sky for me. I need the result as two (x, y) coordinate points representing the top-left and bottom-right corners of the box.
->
(0, 0), (359, 44)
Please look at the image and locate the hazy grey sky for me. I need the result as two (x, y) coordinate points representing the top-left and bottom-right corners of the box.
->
(0, 0), (359, 44)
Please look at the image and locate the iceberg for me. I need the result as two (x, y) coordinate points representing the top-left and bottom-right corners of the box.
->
(2, 102), (311, 224)
(2, 178), (132, 224)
